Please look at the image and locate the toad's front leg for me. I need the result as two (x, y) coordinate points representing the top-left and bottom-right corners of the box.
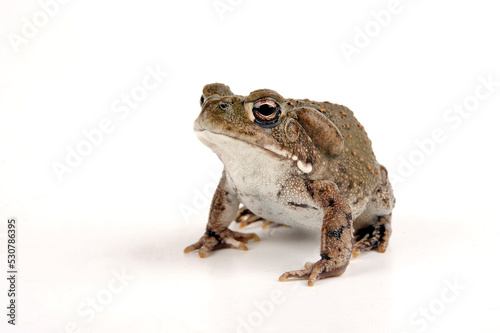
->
(184, 172), (260, 258)
(279, 181), (353, 286)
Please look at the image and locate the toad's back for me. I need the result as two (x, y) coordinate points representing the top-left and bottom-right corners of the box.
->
(287, 98), (382, 207)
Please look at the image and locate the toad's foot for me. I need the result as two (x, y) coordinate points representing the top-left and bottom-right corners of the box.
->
(235, 206), (289, 229)
(279, 259), (348, 287)
(352, 215), (392, 258)
(184, 229), (260, 258)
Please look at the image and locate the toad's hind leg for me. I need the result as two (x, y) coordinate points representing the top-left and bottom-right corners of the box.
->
(235, 206), (288, 229)
(352, 215), (392, 258)
(352, 166), (394, 258)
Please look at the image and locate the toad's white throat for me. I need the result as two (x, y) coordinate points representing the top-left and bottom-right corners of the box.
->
(195, 130), (313, 175)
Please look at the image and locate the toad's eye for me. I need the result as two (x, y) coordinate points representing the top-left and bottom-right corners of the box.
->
(200, 95), (205, 106)
(252, 99), (281, 127)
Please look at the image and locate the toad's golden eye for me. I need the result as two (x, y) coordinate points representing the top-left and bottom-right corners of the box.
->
(252, 99), (281, 127)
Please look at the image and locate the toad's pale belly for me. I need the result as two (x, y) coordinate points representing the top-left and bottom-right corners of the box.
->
(242, 196), (324, 230)
(227, 175), (324, 230)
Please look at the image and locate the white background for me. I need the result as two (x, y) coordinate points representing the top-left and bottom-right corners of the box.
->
(1, 0), (499, 332)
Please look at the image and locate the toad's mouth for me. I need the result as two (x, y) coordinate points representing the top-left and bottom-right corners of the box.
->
(194, 129), (313, 174)
(195, 129), (287, 159)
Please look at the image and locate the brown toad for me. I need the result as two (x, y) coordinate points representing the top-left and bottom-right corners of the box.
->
(185, 83), (395, 286)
